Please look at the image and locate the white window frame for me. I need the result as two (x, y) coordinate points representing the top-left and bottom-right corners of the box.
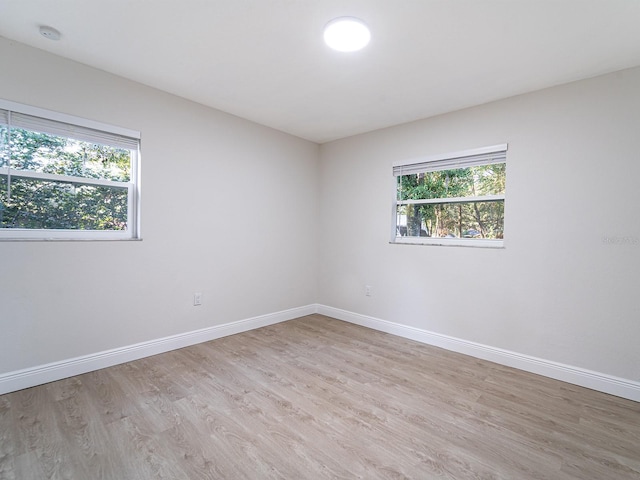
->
(391, 144), (507, 248)
(0, 99), (141, 240)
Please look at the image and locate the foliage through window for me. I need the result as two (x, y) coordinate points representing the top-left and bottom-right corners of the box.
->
(392, 144), (507, 247)
(0, 100), (140, 239)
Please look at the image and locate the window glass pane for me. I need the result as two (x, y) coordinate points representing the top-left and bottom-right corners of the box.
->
(0, 175), (128, 230)
(473, 163), (505, 196)
(0, 175), (7, 225)
(7, 127), (131, 182)
(396, 201), (504, 239)
(0, 124), (7, 169)
(398, 163), (505, 201)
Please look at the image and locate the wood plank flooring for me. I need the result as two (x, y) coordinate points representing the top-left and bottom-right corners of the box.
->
(1, 314), (639, 479)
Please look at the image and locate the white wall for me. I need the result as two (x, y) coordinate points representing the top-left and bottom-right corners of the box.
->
(0, 38), (319, 374)
(318, 67), (640, 383)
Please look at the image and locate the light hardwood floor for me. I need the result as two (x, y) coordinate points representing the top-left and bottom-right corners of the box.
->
(1, 314), (639, 479)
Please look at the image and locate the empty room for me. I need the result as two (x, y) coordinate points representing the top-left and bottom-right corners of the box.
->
(1, 1), (639, 478)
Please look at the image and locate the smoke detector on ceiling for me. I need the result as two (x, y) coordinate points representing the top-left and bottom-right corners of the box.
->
(39, 26), (61, 41)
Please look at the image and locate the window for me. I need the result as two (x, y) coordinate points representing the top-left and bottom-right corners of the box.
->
(0, 99), (140, 240)
(392, 144), (507, 247)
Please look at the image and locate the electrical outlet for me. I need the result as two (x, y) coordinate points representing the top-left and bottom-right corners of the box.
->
(365, 285), (372, 297)
(193, 292), (202, 306)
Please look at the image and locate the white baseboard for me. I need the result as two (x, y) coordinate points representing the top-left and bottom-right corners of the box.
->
(0, 305), (316, 396)
(316, 305), (640, 402)
(3, 303), (639, 403)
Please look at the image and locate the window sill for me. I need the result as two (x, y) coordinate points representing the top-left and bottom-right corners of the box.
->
(391, 237), (504, 248)
(0, 237), (142, 242)
(0, 230), (141, 241)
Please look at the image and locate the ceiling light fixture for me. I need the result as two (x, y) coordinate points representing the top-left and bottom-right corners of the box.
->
(323, 17), (370, 52)
(39, 25), (61, 41)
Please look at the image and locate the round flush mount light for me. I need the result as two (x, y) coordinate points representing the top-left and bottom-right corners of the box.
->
(323, 17), (370, 52)
(39, 25), (61, 41)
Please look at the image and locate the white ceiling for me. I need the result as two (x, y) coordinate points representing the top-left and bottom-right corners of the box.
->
(1, 0), (640, 143)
